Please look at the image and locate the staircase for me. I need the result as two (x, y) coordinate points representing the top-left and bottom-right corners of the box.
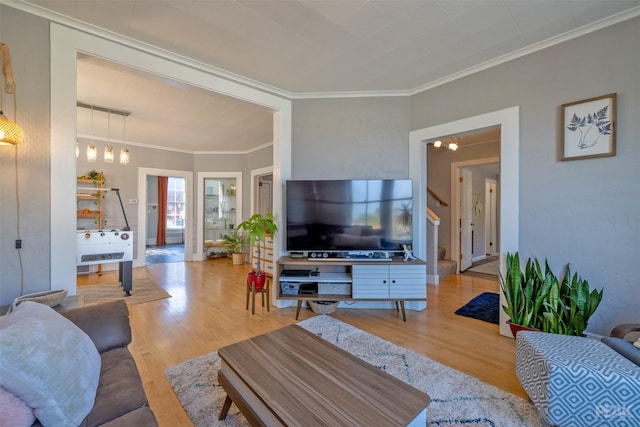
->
(437, 247), (457, 281)
(426, 202), (457, 284)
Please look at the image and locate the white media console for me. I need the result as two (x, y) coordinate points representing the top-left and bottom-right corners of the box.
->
(277, 255), (427, 321)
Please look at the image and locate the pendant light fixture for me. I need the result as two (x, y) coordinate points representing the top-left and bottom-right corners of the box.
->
(0, 43), (24, 146)
(120, 114), (130, 165)
(104, 111), (114, 163)
(77, 101), (130, 165)
(87, 106), (96, 162)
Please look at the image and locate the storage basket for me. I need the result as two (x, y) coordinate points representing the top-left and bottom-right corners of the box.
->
(317, 282), (351, 296)
(309, 300), (338, 315)
(280, 282), (301, 295)
(9, 289), (68, 313)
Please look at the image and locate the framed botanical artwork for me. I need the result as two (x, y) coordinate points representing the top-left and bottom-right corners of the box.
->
(561, 93), (616, 161)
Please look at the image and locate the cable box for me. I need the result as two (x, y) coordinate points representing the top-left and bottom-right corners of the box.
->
(281, 269), (312, 277)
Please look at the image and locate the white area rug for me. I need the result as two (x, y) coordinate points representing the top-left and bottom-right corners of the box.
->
(467, 259), (499, 275)
(165, 315), (542, 426)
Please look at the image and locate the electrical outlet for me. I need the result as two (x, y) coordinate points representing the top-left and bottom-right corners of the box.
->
(15, 239), (22, 249)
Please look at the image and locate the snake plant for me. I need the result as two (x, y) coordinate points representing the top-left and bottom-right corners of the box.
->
(500, 252), (603, 336)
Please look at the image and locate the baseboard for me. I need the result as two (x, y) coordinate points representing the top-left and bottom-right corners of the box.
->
(472, 254), (487, 262)
(427, 274), (439, 285)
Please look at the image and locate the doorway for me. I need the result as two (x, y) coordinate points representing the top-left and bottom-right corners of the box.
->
(454, 159), (500, 273)
(145, 175), (186, 265)
(251, 166), (273, 215)
(196, 172), (243, 260)
(137, 168), (193, 268)
(408, 106), (519, 337)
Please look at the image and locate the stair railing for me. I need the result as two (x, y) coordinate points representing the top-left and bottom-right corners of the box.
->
(427, 187), (448, 207)
(426, 207), (440, 284)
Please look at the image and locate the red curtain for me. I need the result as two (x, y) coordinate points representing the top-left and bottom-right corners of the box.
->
(156, 176), (168, 246)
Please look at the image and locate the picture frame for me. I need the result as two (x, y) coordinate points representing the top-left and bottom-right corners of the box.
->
(561, 93), (616, 161)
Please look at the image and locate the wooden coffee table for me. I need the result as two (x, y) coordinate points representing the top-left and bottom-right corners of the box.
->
(218, 325), (430, 426)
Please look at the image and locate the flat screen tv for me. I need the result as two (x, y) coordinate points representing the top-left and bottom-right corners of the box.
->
(285, 179), (413, 254)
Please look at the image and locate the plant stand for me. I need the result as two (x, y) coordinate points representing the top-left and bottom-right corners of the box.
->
(246, 275), (270, 314)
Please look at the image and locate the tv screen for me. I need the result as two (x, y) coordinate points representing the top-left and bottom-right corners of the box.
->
(285, 179), (413, 253)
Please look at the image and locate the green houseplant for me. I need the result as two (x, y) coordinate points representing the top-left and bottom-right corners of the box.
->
(500, 252), (603, 337)
(237, 213), (278, 290)
(223, 228), (248, 265)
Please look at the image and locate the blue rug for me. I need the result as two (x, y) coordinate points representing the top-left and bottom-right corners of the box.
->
(455, 292), (499, 324)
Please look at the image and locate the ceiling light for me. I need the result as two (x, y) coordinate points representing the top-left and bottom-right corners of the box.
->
(432, 137), (460, 151)
(0, 43), (24, 146)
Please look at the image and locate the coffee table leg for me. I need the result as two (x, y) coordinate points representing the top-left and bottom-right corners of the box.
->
(219, 394), (233, 420)
(400, 301), (407, 321)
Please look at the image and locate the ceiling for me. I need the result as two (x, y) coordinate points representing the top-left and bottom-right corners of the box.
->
(18, 0), (640, 153)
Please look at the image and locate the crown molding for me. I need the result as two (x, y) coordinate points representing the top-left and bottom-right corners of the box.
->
(408, 6), (640, 96)
(3, 0), (293, 100)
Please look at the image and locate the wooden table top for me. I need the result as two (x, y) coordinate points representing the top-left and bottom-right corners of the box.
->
(218, 324), (430, 426)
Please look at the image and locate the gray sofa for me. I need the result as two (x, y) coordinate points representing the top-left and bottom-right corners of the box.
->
(60, 300), (158, 427)
(0, 299), (157, 427)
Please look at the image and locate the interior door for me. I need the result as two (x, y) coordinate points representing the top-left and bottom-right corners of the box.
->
(257, 178), (272, 215)
(485, 179), (498, 256)
(460, 169), (473, 271)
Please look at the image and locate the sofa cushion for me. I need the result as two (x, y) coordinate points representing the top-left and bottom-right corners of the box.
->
(602, 336), (640, 366)
(80, 348), (149, 427)
(99, 407), (158, 427)
(0, 301), (101, 426)
(0, 386), (35, 427)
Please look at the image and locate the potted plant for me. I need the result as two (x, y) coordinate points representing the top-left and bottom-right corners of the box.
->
(223, 228), (248, 265)
(237, 212), (278, 291)
(500, 252), (604, 337)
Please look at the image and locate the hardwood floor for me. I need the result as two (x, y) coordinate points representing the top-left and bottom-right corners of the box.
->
(78, 258), (527, 426)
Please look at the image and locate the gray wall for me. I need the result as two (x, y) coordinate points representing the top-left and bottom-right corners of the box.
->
(412, 17), (640, 335)
(292, 97), (411, 179)
(0, 7), (51, 301)
(76, 140), (194, 250)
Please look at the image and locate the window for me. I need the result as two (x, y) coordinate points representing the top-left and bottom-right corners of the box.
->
(167, 177), (185, 229)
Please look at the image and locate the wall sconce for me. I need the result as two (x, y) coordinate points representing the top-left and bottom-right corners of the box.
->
(0, 43), (24, 146)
